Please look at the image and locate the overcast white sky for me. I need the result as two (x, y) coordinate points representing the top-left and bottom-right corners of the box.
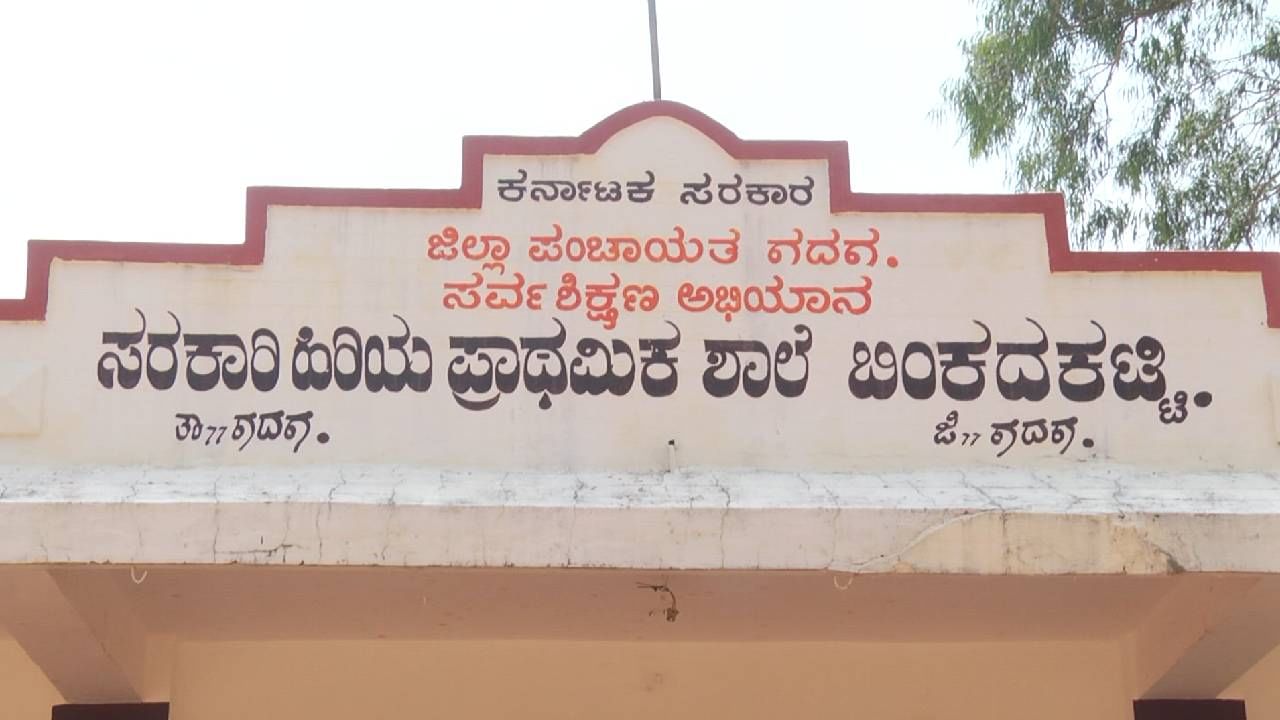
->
(0, 0), (1006, 299)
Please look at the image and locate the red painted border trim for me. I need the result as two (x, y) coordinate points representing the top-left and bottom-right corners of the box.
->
(3, 100), (1278, 326)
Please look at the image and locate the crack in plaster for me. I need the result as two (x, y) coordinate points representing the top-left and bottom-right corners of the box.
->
(805, 475), (843, 567)
(1112, 475), (1133, 518)
(1029, 469), (1085, 510)
(380, 471), (407, 564)
(1115, 521), (1188, 574)
(223, 543), (298, 561)
(901, 477), (932, 506)
(210, 475), (220, 561)
(36, 528), (50, 563)
(837, 509), (1001, 572)
(710, 473), (732, 568)
(275, 476), (303, 564)
(127, 474), (145, 561)
(566, 477), (588, 566)
(957, 470), (1007, 512)
(317, 467), (348, 563)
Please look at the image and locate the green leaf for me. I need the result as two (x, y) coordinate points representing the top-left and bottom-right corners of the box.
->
(942, 0), (1280, 249)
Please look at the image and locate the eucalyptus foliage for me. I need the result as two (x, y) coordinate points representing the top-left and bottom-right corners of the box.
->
(945, 0), (1280, 249)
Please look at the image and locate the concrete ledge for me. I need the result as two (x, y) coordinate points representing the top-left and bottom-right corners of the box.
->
(0, 465), (1278, 573)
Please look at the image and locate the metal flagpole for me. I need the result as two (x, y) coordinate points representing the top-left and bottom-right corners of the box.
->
(648, 0), (662, 100)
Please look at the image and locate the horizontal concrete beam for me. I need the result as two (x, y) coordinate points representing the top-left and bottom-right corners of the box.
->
(0, 465), (1278, 573)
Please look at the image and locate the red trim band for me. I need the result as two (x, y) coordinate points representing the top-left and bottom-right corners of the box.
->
(3, 100), (1278, 326)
